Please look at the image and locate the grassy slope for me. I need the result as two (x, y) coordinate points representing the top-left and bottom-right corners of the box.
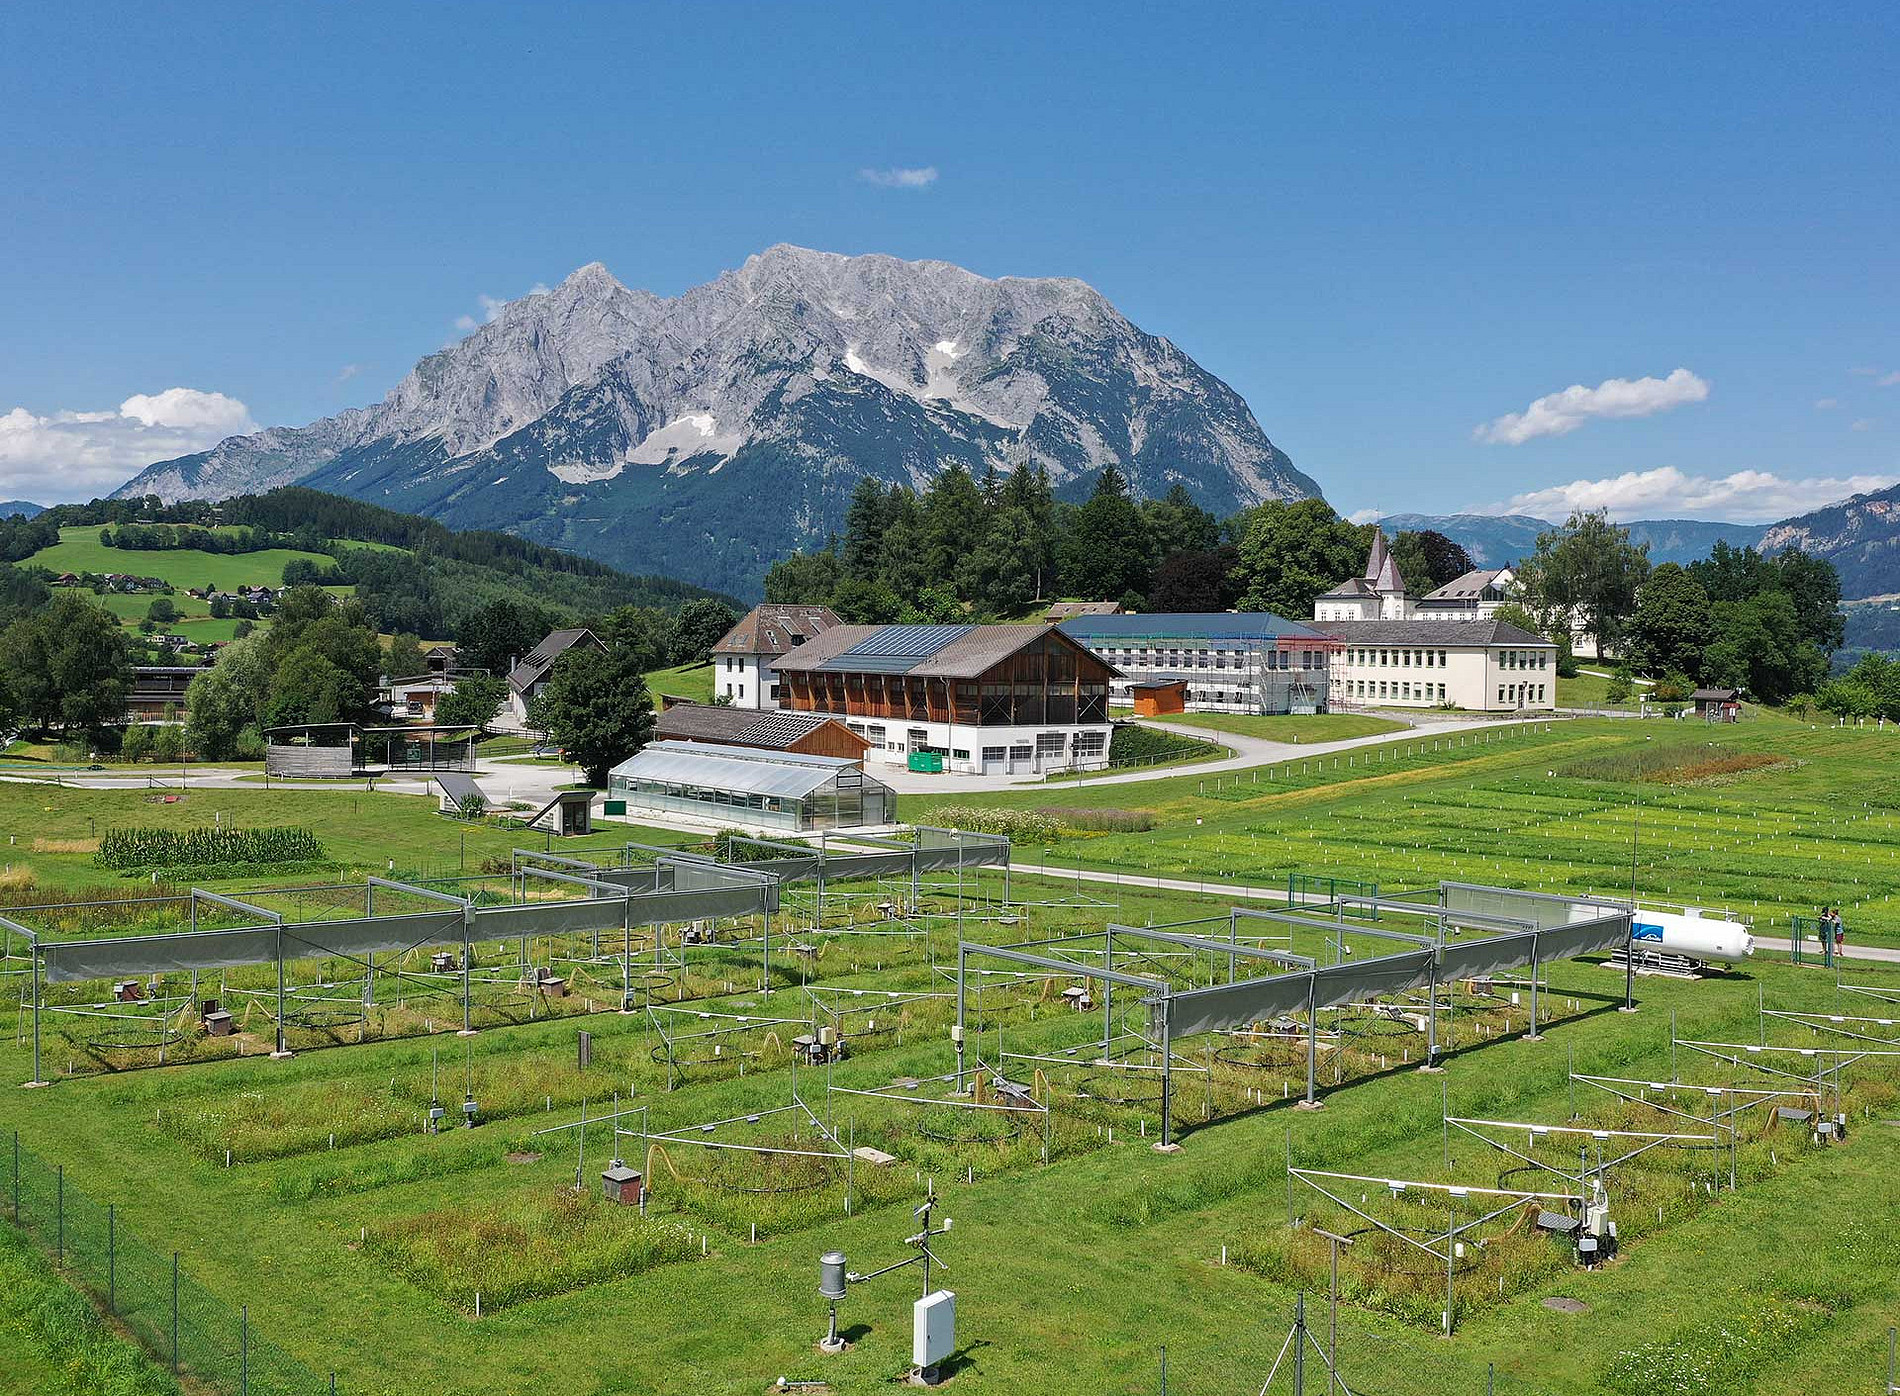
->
(645, 661), (715, 709)
(26, 526), (341, 591)
(1142, 711), (1408, 742)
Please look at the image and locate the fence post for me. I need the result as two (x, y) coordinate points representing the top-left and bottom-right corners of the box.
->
(55, 1164), (62, 1262)
(171, 1252), (179, 1374)
(107, 1203), (115, 1313)
(10, 1132), (16, 1224)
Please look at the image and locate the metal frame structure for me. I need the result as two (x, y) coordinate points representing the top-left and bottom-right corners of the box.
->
(12, 829), (1011, 1085)
(954, 884), (1633, 1147)
(1288, 1167), (1583, 1336)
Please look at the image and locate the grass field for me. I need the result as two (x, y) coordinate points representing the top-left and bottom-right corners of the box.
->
(1143, 711), (1409, 743)
(645, 661), (716, 708)
(3, 714), (1900, 1394)
(1555, 672), (1645, 710)
(26, 526), (342, 591)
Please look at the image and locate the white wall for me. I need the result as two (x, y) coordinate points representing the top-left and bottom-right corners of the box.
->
(1332, 642), (1554, 711)
(841, 716), (1114, 774)
(713, 654), (787, 709)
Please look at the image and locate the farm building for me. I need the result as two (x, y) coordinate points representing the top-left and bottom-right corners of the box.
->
(607, 740), (896, 831)
(654, 701), (871, 760)
(1692, 687), (1742, 722)
(1130, 679), (1188, 717)
(769, 622), (1118, 775)
(125, 665), (199, 723)
(1044, 600), (1122, 622)
(504, 628), (604, 727)
(711, 604), (843, 709)
(1057, 612), (1337, 715)
(379, 673), (457, 721)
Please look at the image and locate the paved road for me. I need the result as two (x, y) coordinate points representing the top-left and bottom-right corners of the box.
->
(1009, 860), (1900, 964)
(877, 711), (1549, 795)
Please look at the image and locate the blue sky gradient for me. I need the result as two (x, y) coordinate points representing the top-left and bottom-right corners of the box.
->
(2, 2), (1894, 520)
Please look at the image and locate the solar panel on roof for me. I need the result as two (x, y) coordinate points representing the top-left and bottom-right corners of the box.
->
(826, 623), (974, 673)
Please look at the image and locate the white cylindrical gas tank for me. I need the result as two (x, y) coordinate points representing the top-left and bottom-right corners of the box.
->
(1630, 910), (1753, 963)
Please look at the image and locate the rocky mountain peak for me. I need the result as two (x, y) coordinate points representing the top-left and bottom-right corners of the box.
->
(114, 246), (1320, 597)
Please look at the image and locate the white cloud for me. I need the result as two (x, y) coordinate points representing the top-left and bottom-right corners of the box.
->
(1474, 368), (1709, 445)
(1880, 372), (1900, 388)
(859, 165), (939, 189)
(1346, 508), (1384, 525)
(1477, 465), (1899, 524)
(1851, 418), (1875, 432)
(454, 282), (555, 334)
(336, 363), (364, 384)
(1815, 397), (1840, 409)
(0, 389), (257, 502)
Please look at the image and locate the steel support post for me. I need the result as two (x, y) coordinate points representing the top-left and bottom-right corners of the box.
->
(1159, 1004), (1173, 1148)
(1527, 937), (1541, 1039)
(954, 943), (967, 1079)
(1305, 978), (1319, 1107)
(272, 928), (288, 1057)
(29, 947), (42, 1086)
(460, 908), (474, 1036)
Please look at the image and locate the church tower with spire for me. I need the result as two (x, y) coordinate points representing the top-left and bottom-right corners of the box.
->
(1314, 527), (1411, 622)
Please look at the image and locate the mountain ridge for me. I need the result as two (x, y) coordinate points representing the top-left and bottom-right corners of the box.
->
(117, 248), (1317, 597)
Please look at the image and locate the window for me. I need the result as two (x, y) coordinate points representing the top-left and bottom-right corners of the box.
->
(1036, 732), (1067, 757)
(1074, 730), (1107, 755)
(982, 745), (1005, 762)
(1009, 742), (1032, 761)
(1438, 651), (1447, 666)
(1498, 686), (1507, 703)
(1437, 683), (1446, 700)
(952, 749), (970, 761)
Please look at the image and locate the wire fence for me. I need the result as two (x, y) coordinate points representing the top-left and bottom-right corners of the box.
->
(6, 1132), (332, 1395)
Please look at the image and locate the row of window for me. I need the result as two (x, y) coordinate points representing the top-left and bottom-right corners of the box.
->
(1088, 646), (1325, 670)
(1499, 684), (1548, 704)
(1346, 647), (1449, 668)
(1497, 650), (1548, 670)
(1350, 681), (1447, 702)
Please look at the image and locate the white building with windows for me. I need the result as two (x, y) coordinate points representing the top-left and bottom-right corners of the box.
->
(1310, 530), (1555, 711)
(1057, 612), (1339, 714)
(710, 604), (842, 709)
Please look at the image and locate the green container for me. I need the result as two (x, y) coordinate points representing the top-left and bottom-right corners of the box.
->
(907, 752), (945, 774)
(603, 799), (626, 816)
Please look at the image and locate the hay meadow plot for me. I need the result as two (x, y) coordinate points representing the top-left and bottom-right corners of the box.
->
(951, 715), (1900, 947)
(0, 727), (1897, 1393)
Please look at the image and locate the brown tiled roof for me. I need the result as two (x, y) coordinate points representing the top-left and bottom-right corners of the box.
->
(1044, 601), (1121, 620)
(712, 604), (842, 657)
(771, 623), (1117, 681)
(654, 702), (866, 749)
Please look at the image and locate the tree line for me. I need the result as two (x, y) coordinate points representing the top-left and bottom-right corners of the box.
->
(760, 465), (1479, 622)
(1512, 520), (1842, 705)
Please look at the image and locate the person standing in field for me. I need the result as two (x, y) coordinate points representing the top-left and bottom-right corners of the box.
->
(1833, 909), (1846, 962)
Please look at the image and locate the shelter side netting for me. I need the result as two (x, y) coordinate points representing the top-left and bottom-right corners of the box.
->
(1532, 913), (1629, 960)
(41, 926), (285, 983)
(1438, 934), (1542, 982)
(812, 851), (913, 882)
(1440, 881), (1623, 930)
(596, 868), (664, 895)
(726, 854), (825, 882)
(275, 910), (467, 961)
(1310, 948), (1437, 1012)
(1164, 974), (1314, 1038)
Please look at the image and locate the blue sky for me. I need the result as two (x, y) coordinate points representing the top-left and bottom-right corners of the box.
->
(2, 1), (1895, 522)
